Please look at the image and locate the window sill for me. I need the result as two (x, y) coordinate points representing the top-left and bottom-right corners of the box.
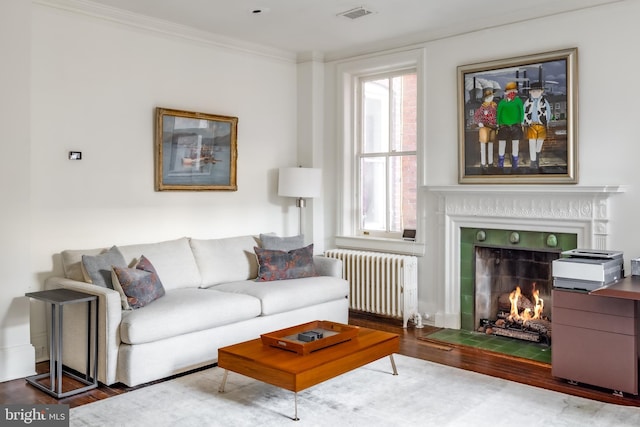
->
(334, 236), (425, 257)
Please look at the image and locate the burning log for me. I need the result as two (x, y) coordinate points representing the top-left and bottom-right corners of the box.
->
(485, 285), (552, 344)
(525, 319), (552, 339)
(495, 315), (551, 334)
(498, 292), (534, 313)
(492, 327), (541, 342)
(503, 286), (546, 322)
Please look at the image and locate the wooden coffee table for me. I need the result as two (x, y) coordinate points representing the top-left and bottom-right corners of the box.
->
(217, 323), (399, 420)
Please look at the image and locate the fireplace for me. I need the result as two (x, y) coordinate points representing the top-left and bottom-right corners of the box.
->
(464, 228), (574, 336)
(474, 243), (560, 343)
(427, 185), (625, 329)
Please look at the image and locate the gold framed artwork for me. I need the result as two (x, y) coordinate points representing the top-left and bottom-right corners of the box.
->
(155, 107), (238, 191)
(457, 48), (578, 184)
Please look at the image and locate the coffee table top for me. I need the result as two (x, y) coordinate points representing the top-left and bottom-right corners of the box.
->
(218, 323), (399, 391)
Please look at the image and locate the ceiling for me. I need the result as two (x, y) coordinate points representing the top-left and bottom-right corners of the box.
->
(86, 0), (623, 60)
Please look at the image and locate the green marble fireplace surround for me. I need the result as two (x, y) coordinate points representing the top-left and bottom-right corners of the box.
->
(459, 228), (577, 331)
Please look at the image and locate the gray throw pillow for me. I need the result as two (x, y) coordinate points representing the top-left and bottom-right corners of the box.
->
(260, 233), (305, 252)
(82, 246), (127, 289)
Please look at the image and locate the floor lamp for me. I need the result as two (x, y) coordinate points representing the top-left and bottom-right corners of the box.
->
(278, 167), (322, 236)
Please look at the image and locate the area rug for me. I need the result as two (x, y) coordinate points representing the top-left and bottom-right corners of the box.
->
(70, 355), (640, 427)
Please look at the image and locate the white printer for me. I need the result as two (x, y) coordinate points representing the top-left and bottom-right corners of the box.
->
(552, 249), (624, 291)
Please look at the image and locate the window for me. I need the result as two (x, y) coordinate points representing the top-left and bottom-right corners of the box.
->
(358, 71), (417, 237)
(335, 49), (424, 254)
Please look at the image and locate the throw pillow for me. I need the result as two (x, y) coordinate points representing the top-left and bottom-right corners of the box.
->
(111, 255), (165, 309)
(254, 244), (317, 282)
(259, 233), (305, 252)
(82, 246), (127, 289)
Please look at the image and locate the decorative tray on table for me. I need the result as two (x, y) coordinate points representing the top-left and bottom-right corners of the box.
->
(260, 320), (359, 355)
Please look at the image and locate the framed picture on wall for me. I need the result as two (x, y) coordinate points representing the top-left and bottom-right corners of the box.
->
(457, 48), (578, 184)
(155, 107), (238, 191)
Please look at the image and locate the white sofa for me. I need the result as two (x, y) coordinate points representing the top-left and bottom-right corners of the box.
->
(44, 235), (349, 386)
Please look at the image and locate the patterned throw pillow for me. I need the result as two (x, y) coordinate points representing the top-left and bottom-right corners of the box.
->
(254, 244), (317, 282)
(111, 255), (165, 309)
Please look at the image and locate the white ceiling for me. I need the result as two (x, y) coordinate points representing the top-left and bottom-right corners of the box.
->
(86, 0), (622, 59)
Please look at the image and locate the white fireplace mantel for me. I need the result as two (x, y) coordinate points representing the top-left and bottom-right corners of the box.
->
(427, 184), (625, 195)
(426, 185), (627, 247)
(425, 184), (626, 328)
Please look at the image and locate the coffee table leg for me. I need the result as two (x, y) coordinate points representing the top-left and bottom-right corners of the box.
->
(293, 392), (300, 421)
(389, 354), (398, 375)
(218, 369), (229, 393)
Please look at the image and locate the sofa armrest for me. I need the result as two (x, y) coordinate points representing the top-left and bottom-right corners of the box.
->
(313, 255), (343, 278)
(44, 276), (122, 385)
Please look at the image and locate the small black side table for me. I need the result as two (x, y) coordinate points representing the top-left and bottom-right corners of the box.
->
(25, 289), (98, 398)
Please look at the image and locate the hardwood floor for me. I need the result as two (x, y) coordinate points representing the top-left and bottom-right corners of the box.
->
(351, 314), (640, 407)
(2, 314), (639, 408)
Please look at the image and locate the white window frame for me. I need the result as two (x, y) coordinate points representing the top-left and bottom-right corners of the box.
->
(335, 49), (426, 256)
(357, 70), (417, 238)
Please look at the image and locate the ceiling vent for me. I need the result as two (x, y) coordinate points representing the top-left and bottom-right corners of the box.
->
(338, 6), (375, 20)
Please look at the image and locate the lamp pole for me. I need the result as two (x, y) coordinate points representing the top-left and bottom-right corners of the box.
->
(296, 197), (306, 236)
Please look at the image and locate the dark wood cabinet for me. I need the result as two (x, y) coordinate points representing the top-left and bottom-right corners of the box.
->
(552, 287), (639, 395)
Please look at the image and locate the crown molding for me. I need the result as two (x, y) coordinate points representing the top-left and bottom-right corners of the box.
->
(34, 0), (297, 63)
(296, 51), (325, 64)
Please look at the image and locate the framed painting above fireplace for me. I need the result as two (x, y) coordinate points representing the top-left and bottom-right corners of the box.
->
(457, 48), (578, 184)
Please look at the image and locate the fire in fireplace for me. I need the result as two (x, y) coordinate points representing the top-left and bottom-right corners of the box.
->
(479, 285), (552, 343)
(474, 245), (559, 344)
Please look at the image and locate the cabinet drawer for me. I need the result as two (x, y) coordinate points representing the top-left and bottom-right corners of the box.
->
(553, 289), (636, 317)
(552, 324), (638, 394)
(553, 306), (636, 335)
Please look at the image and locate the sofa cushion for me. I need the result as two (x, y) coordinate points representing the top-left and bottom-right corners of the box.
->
(190, 236), (259, 287)
(81, 246), (127, 289)
(254, 244), (317, 282)
(209, 276), (349, 316)
(117, 238), (201, 291)
(119, 288), (261, 345)
(111, 256), (165, 310)
(62, 247), (106, 282)
(259, 233), (304, 251)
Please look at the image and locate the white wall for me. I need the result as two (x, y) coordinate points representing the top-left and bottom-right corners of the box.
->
(325, 1), (640, 323)
(0, 0), (36, 382)
(30, 5), (299, 256)
(0, 2), (302, 381)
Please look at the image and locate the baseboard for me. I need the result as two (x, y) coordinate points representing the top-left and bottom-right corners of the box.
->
(435, 312), (460, 329)
(0, 344), (36, 382)
(30, 331), (49, 362)
(348, 309), (403, 326)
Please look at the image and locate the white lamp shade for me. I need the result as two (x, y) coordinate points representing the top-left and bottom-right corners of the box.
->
(278, 167), (322, 198)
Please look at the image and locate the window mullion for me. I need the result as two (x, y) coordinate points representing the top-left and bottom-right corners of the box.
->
(386, 76), (394, 233)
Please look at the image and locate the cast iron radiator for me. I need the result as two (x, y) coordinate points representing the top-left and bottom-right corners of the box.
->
(324, 249), (418, 328)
